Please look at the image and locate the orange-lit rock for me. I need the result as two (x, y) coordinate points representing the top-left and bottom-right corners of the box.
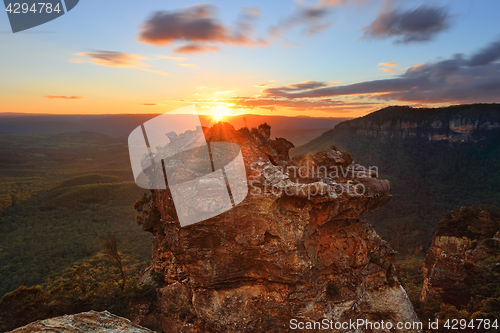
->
(137, 122), (420, 332)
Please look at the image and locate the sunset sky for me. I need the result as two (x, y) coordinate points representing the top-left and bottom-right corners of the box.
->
(1, 0), (499, 118)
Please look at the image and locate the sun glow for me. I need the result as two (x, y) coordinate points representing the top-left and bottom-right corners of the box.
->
(211, 105), (230, 122)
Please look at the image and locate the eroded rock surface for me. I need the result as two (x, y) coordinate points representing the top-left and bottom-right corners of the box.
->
(138, 122), (420, 332)
(9, 310), (154, 332)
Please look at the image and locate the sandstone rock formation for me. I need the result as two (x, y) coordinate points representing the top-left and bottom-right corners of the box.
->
(137, 122), (420, 332)
(8, 310), (153, 332)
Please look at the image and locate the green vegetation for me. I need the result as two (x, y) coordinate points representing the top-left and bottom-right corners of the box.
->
(436, 206), (500, 240)
(395, 256), (425, 307)
(0, 251), (157, 332)
(0, 132), (152, 299)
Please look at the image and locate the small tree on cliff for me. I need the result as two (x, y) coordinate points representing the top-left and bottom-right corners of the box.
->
(100, 234), (126, 292)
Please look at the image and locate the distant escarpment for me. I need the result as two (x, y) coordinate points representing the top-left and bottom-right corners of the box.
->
(293, 104), (500, 256)
(420, 206), (500, 326)
(135, 122), (420, 332)
(295, 104), (500, 155)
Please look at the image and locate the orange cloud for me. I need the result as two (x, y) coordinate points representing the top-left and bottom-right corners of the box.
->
(174, 44), (218, 53)
(379, 62), (397, 67)
(380, 68), (395, 72)
(45, 95), (84, 100)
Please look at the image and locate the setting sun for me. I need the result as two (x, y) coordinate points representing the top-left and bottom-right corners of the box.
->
(211, 105), (230, 122)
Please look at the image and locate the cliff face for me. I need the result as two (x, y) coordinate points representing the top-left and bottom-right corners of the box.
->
(421, 206), (500, 308)
(294, 104), (500, 156)
(137, 122), (420, 332)
(333, 106), (500, 143)
(421, 235), (474, 304)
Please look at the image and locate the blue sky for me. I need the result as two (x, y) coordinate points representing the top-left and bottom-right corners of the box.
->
(1, 0), (499, 117)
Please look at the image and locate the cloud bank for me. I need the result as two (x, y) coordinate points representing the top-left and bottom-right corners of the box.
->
(261, 38), (500, 104)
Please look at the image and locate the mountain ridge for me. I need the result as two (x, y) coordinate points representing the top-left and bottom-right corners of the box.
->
(293, 103), (500, 156)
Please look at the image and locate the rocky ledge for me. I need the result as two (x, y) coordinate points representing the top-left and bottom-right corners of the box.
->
(8, 310), (154, 332)
(136, 122), (420, 332)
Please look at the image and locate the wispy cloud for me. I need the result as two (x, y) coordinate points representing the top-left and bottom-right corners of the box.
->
(177, 63), (197, 67)
(138, 4), (267, 53)
(173, 44), (218, 53)
(75, 50), (170, 76)
(380, 68), (395, 72)
(379, 62), (397, 67)
(263, 81), (336, 95)
(363, 5), (451, 43)
(227, 96), (376, 113)
(157, 55), (187, 61)
(45, 95), (84, 100)
(269, 6), (333, 38)
(76, 50), (145, 67)
(318, 0), (371, 6)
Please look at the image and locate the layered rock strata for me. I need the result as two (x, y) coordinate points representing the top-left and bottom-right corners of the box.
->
(138, 122), (420, 332)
